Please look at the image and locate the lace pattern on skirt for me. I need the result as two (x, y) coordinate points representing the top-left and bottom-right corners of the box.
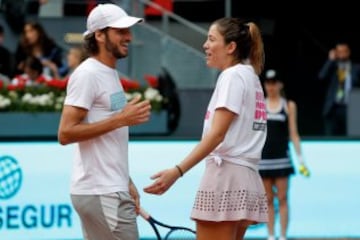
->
(193, 189), (268, 214)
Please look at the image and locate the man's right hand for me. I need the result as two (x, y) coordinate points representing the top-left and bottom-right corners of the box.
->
(117, 95), (151, 127)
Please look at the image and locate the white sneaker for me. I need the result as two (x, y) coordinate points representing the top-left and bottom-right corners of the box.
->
(279, 236), (287, 240)
(268, 236), (275, 240)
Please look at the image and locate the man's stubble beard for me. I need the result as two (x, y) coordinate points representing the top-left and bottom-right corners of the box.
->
(104, 33), (127, 59)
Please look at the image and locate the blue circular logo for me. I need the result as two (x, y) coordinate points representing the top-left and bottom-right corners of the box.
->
(0, 155), (22, 200)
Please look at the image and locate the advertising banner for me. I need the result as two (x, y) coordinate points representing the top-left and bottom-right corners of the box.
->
(1, 140), (359, 239)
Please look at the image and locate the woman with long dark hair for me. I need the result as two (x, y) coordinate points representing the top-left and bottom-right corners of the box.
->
(14, 20), (65, 78)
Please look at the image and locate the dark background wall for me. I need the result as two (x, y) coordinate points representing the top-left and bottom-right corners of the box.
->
(173, 1), (360, 136)
(1, 0), (358, 137)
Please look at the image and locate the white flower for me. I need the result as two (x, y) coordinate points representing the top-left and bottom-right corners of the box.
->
(144, 87), (161, 101)
(0, 83), (66, 112)
(132, 92), (142, 99)
(21, 93), (53, 106)
(0, 95), (11, 108)
(154, 94), (163, 102)
(22, 93), (33, 102)
(40, 94), (52, 106)
(125, 92), (133, 101)
(0, 80), (165, 112)
(55, 103), (63, 111)
(56, 95), (65, 104)
(8, 91), (18, 99)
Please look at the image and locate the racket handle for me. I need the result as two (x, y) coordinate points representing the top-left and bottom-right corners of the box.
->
(139, 207), (150, 220)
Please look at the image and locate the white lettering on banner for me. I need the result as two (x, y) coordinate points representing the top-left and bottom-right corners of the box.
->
(0, 204), (72, 229)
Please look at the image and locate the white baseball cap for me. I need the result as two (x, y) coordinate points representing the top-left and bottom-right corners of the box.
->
(83, 3), (144, 36)
(265, 69), (277, 79)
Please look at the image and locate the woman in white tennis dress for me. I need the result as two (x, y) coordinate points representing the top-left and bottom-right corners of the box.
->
(144, 17), (269, 240)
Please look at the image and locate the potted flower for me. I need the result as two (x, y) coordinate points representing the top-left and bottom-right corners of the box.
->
(0, 74), (168, 137)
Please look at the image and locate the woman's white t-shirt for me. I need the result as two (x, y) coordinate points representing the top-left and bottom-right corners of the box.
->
(64, 58), (129, 195)
(203, 64), (267, 170)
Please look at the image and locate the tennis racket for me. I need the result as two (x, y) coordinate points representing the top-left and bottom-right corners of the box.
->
(139, 207), (196, 240)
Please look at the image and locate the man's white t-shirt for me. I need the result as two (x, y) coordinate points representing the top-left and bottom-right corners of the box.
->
(64, 58), (129, 195)
(203, 64), (267, 170)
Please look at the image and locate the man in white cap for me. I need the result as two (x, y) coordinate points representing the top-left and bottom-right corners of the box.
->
(58, 3), (150, 240)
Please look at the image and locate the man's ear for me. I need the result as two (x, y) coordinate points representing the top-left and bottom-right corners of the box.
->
(95, 30), (105, 43)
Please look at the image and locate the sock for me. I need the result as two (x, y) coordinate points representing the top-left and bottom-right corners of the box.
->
(279, 236), (287, 240)
(268, 235), (275, 240)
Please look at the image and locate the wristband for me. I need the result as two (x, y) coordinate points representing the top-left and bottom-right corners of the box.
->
(175, 165), (183, 177)
(297, 155), (304, 164)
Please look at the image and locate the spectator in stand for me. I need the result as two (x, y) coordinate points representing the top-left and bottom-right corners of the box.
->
(14, 20), (66, 78)
(63, 46), (88, 79)
(318, 42), (360, 136)
(0, 24), (13, 83)
(10, 56), (52, 87)
(50, 46), (88, 80)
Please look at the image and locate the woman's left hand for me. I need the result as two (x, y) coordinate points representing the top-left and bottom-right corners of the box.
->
(143, 167), (181, 195)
